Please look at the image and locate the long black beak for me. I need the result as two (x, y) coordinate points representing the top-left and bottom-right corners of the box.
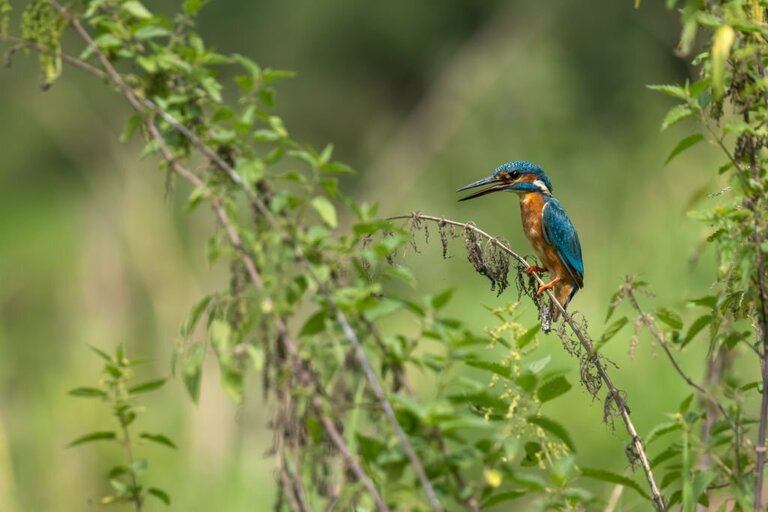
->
(457, 175), (506, 201)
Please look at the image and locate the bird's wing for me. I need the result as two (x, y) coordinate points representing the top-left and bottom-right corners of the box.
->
(542, 198), (584, 287)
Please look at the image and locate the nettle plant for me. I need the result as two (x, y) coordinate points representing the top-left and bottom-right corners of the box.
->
(3, 0), (767, 510)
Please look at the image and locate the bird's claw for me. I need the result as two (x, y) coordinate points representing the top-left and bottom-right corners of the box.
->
(525, 265), (547, 276)
(536, 279), (559, 296)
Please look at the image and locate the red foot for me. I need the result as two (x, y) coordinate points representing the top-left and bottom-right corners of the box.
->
(525, 265), (547, 276)
(536, 277), (562, 296)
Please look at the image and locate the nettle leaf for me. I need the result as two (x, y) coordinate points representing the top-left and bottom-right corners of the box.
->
(596, 316), (628, 351)
(299, 310), (326, 336)
(516, 324), (540, 348)
(68, 387), (107, 399)
(148, 487), (171, 506)
(646, 420), (681, 445)
(580, 467), (650, 500)
(537, 376), (571, 403)
(128, 378), (166, 394)
(527, 355), (551, 374)
(647, 84), (687, 99)
(480, 490), (525, 509)
(655, 307), (683, 330)
(527, 415), (576, 451)
(311, 196), (338, 228)
(465, 359), (511, 379)
(683, 314), (712, 346)
(140, 432), (177, 449)
(68, 431), (116, 447)
(121, 0), (153, 19)
(182, 344), (206, 403)
(661, 104), (694, 131)
(665, 133), (703, 165)
(431, 288), (455, 310)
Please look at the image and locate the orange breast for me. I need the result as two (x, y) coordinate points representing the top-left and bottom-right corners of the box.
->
(519, 194), (571, 281)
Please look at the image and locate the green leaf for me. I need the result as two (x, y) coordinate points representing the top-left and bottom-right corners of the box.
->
(89, 345), (113, 362)
(647, 84), (687, 99)
(711, 26), (735, 97)
(68, 431), (116, 447)
(683, 314), (712, 346)
(596, 316), (628, 351)
(299, 311), (326, 336)
(68, 387), (107, 399)
(527, 415), (576, 451)
(656, 307), (683, 330)
(431, 288), (455, 310)
(182, 344), (205, 403)
(140, 432), (177, 449)
(480, 490), (525, 508)
(580, 467), (650, 500)
(527, 355), (551, 374)
(311, 197), (338, 228)
(661, 104), (693, 131)
(537, 376), (572, 403)
(516, 324), (540, 348)
(128, 378), (166, 394)
(646, 420), (681, 445)
(465, 359), (511, 379)
(121, 0), (153, 19)
(665, 133), (703, 165)
(148, 487), (171, 506)
(692, 470), (715, 505)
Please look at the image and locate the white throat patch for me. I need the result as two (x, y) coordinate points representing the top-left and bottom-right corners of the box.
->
(533, 179), (551, 195)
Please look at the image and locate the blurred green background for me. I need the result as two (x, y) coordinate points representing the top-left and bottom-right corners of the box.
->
(0, 0), (737, 510)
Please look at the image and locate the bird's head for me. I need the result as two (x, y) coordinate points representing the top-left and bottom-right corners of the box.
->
(458, 161), (553, 201)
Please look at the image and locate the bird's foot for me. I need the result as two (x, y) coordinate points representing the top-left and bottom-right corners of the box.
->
(525, 265), (547, 276)
(536, 278), (561, 296)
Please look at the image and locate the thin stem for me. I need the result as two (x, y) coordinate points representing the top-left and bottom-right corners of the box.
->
(388, 213), (667, 511)
(624, 287), (734, 427)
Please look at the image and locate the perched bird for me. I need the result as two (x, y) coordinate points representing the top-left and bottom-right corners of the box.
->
(458, 161), (584, 323)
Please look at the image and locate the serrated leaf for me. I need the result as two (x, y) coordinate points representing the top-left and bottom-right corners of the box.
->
(311, 196), (337, 228)
(665, 133), (703, 164)
(580, 467), (650, 500)
(128, 378), (166, 394)
(647, 84), (687, 99)
(140, 432), (177, 449)
(537, 376), (571, 403)
(661, 104), (693, 131)
(68, 431), (116, 447)
(656, 307), (683, 330)
(68, 387), (107, 399)
(527, 415), (576, 451)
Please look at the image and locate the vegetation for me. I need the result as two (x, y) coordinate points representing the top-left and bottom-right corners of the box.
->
(2, 0), (768, 510)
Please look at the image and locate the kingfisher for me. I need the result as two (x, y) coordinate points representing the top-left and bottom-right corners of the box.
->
(457, 161), (584, 322)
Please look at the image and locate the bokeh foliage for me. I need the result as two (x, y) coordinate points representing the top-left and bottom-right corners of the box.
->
(2, 0), (767, 511)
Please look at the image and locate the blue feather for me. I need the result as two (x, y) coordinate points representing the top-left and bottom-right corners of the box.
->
(542, 197), (584, 286)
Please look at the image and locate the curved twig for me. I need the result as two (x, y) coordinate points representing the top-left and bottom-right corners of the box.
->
(388, 213), (667, 511)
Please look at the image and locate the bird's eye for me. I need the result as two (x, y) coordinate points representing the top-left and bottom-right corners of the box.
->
(510, 171), (520, 179)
